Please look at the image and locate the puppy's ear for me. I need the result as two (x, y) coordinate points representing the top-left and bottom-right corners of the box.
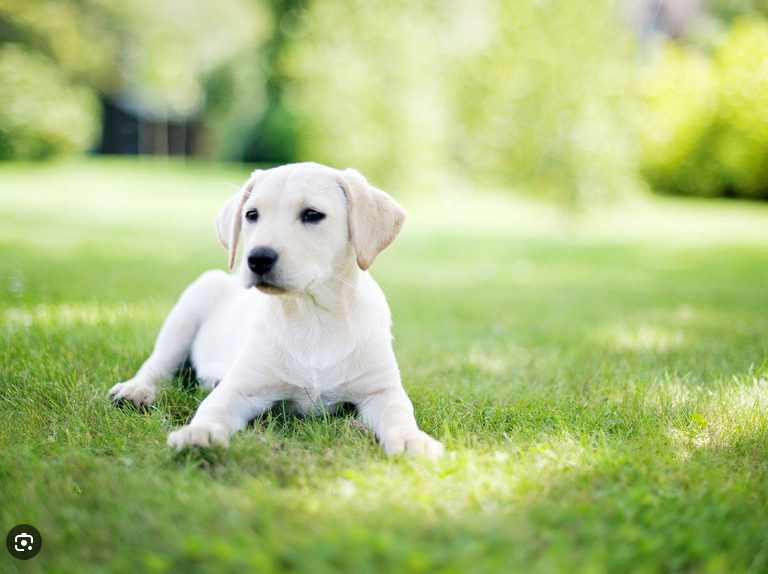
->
(337, 168), (406, 270)
(216, 170), (262, 271)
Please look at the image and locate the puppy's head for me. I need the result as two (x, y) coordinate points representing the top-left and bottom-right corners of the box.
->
(216, 163), (405, 294)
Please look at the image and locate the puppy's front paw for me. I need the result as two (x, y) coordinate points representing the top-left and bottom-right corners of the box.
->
(167, 422), (229, 450)
(109, 380), (156, 408)
(382, 428), (444, 460)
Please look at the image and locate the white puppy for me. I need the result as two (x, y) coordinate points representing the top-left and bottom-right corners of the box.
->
(109, 162), (443, 458)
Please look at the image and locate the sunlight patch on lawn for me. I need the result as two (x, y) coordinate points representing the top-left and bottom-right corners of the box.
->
(2, 302), (164, 331)
(593, 304), (697, 353)
(597, 322), (685, 353)
(465, 343), (532, 378)
(663, 371), (768, 458)
(294, 435), (598, 517)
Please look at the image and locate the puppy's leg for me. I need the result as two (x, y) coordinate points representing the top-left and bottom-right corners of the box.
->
(110, 270), (229, 408)
(166, 380), (272, 449)
(357, 386), (444, 459)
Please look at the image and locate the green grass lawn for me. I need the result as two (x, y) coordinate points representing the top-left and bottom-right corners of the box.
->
(1, 159), (767, 573)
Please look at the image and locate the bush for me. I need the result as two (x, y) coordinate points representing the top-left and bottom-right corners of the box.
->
(282, 0), (450, 189)
(281, 0), (641, 203)
(640, 18), (768, 199)
(0, 44), (100, 160)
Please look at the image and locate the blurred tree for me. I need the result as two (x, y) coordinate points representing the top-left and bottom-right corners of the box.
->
(709, 0), (768, 21)
(0, 0), (119, 89)
(640, 18), (768, 199)
(0, 0), (111, 158)
(0, 43), (100, 159)
(0, 0), (261, 160)
(715, 19), (768, 197)
(93, 0), (263, 119)
(235, 0), (305, 164)
(6, 0), (765, 204)
(280, 0), (450, 188)
(204, 0), (303, 163)
(447, 0), (640, 205)
(276, 0), (641, 203)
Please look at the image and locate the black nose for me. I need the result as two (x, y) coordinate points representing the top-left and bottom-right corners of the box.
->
(247, 247), (278, 275)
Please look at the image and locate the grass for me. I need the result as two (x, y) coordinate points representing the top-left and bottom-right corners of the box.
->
(1, 158), (767, 573)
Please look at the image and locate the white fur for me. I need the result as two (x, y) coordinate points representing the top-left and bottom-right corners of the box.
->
(109, 162), (443, 459)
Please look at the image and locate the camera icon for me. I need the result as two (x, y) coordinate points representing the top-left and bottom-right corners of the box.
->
(6, 523), (42, 560)
(14, 533), (34, 552)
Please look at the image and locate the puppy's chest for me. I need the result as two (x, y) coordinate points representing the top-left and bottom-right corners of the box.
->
(277, 343), (364, 409)
(263, 310), (379, 409)
(282, 351), (354, 391)
(276, 321), (361, 382)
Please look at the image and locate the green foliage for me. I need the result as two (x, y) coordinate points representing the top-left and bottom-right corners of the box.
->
(2, 160), (768, 571)
(280, 0), (641, 203)
(282, 0), (450, 188)
(4, 0), (768, 205)
(709, 0), (768, 21)
(234, 0), (304, 164)
(0, 0), (261, 161)
(95, 0), (263, 118)
(447, 0), (640, 205)
(0, 44), (100, 159)
(0, 0), (117, 159)
(0, 0), (120, 90)
(640, 18), (768, 199)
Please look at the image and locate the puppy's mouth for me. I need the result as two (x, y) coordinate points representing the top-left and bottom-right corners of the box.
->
(253, 278), (288, 294)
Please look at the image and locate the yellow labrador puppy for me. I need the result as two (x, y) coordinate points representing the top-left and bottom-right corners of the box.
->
(109, 163), (443, 458)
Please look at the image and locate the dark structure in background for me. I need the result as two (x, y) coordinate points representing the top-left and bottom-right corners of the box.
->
(98, 98), (203, 156)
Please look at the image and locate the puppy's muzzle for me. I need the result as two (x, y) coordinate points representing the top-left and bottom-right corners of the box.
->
(247, 247), (278, 276)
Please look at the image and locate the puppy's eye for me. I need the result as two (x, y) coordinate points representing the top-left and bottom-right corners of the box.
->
(301, 209), (325, 224)
(244, 209), (259, 223)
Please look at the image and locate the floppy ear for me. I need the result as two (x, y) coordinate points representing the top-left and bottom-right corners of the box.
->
(337, 168), (406, 270)
(216, 170), (262, 271)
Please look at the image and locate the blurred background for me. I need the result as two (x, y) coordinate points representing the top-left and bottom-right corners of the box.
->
(1, 0), (767, 205)
(3, 5), (768, 571)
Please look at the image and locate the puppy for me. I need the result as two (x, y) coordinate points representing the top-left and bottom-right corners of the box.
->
(109, 163), (443, 458)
